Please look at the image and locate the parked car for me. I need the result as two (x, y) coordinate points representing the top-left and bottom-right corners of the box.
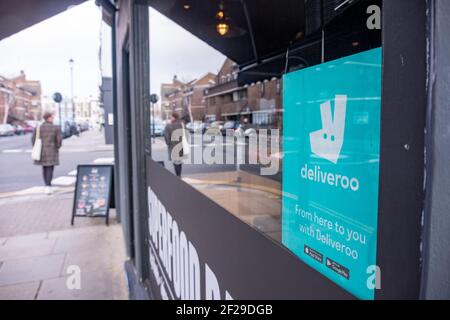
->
(24, 124), (34, 133)
(0, 124), (15, 136)
(221, 121), (240, 136)
(24, 120), (40, 129)
(205, 121), (224, 136)
(13, 125), (26, 135)
(77, 121), (89, 132)
(244, 127), (258, 138)
(150, 121), (165, 137)
(68, 120), (80, 136)
(82, 122), (90, 132)
(185, 122), (194, 133)
(187, 121), (206, 134)
(61, 121), (73, 139)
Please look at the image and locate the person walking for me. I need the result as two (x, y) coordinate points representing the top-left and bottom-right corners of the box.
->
(164, 112), (184, 177)
(32, 112), (62, 195)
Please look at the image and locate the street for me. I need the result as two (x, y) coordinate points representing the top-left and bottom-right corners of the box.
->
(0, 131), (270, 194)
(151, 135), (236, 176)
(0, 132), (113, 193)
(150, 133), (281, 179)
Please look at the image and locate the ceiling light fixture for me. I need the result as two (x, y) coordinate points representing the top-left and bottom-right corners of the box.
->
(216, 1), (229, 36)
(216, 10), (224, 20)
(216, 23), (230, 36)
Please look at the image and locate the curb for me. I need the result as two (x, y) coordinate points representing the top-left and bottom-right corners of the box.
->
(0, 186), (74, 200)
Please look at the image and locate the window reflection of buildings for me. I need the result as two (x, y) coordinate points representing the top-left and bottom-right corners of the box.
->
(161, 73), (216, 122)
(203, 58), (283, 128)
(155, 59), (285, 243)
(159, 59), (283, 129)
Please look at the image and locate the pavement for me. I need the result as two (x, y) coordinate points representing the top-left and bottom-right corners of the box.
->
(0, 224), (127, 300)
(0, 130), (128, 300)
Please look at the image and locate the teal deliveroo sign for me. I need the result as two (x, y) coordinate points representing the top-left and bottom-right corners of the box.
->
(282, 48), (382, 300)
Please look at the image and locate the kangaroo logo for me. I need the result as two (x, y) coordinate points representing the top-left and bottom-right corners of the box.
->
(310, 95), (347, 164)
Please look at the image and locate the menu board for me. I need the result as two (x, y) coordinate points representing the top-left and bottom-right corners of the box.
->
(71, 165), (113, 225)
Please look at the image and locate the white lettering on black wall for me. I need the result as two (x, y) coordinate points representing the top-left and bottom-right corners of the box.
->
(148, 187), (234, 300)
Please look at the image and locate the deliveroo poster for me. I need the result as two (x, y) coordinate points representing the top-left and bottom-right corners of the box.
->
(282, 48), (382, 300)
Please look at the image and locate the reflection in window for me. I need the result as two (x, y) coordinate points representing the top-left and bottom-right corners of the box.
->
(148, 0), (381, 246)
(149, 7), (284, 243)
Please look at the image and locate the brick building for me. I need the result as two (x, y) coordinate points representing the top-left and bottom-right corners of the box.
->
(160, 75), (185, 120)
(246, 77), (283, 129)
(203, 59), (245, 123)
(0, 71), (42, 124)
(204, 58), (283, 128)
(161, 73), (216, 122)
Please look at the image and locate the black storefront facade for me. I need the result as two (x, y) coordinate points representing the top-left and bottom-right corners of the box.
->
(96, 0), (450, 300)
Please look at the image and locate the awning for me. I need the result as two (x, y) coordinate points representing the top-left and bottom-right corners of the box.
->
(238, 0), (381, 85)
(148, 0), (307, 67)
(0, 0), (86, 41)
(149, 0), (370, 66)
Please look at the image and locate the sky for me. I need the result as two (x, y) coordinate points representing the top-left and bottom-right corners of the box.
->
(0, 1), (226, 102)
(149, 7), (226, 96)
(0, 1), (106, 99)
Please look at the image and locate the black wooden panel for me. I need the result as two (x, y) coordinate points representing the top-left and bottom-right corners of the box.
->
(146, 159), (354, 300)
(376, 0), (427, 300)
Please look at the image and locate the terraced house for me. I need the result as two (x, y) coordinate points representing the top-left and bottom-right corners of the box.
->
(0, 71), (42, 124)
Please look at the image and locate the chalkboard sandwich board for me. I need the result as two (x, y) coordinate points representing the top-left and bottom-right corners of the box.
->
(71, 164), (114, 226)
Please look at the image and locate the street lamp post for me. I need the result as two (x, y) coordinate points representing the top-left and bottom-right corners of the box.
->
(69, 58), (75, 121)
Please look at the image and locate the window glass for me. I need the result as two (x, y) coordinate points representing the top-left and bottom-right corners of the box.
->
(148, 2), (381, 249)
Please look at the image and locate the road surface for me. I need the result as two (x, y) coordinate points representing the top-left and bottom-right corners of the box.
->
(0, 132), (113, 193)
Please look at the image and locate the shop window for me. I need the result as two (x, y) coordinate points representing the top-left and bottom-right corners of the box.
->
(149, 5), (284, 241)
(148, 0), (382, 291)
